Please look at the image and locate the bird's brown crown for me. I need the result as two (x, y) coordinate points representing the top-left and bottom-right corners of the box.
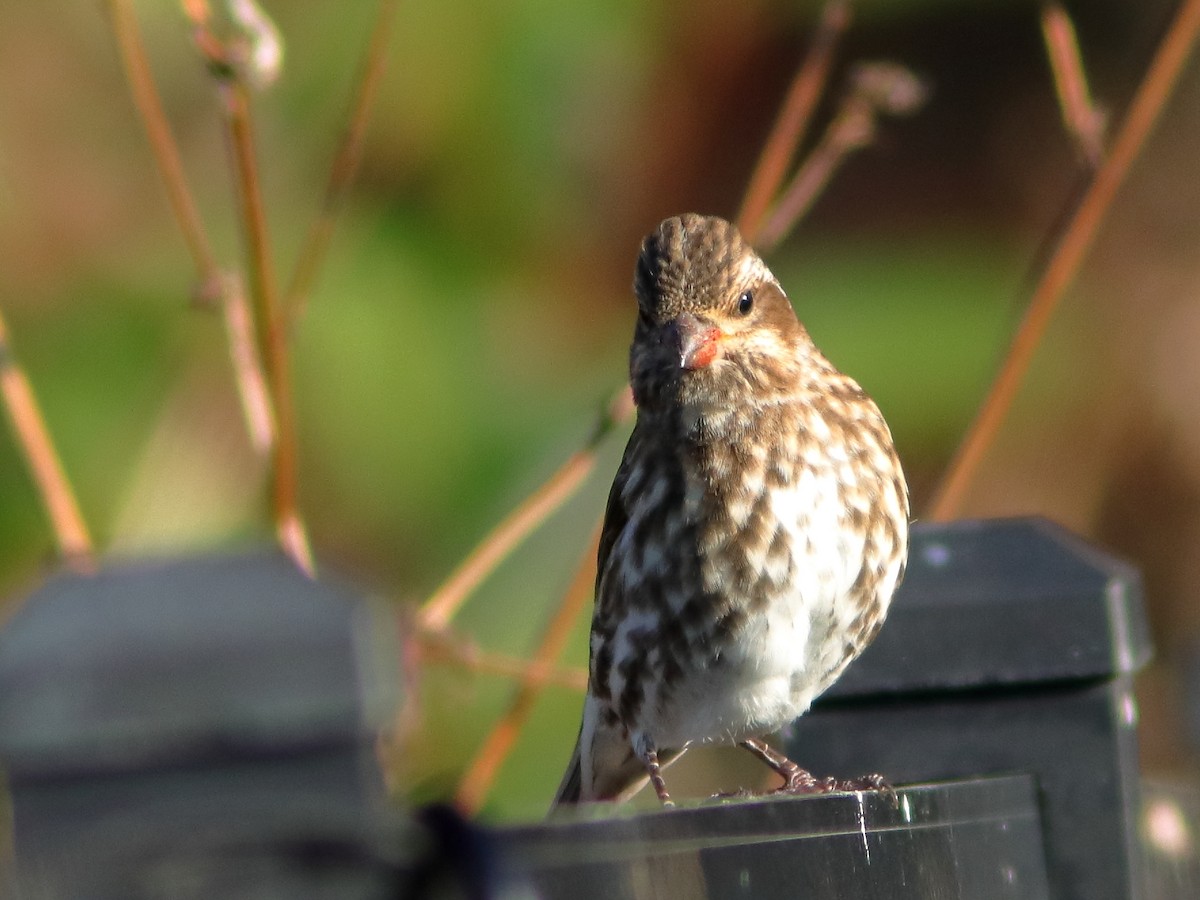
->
(628, 214), (813, 411)
(634, 214), (768, 320)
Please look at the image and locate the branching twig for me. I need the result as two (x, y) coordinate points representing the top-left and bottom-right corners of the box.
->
(737, 0), (851, 243)
(928, 0), (1200, 520)
(454, 526), (600, 814)
(0, 309), (94, 572)
(418, 385), (633, 632)
(182, 0), (315, 573)
(757, 62), (927, 253)
(415, 627), (588, 692)
(105, 0), (223, 299)
(286, 0), (402, 322)
(1041, 3), (1107, 168)
(106, 0), (277, 455)
(221, 80), (315, 574)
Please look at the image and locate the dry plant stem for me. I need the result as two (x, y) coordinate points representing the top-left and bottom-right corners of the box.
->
(737, 0), (851, 243)
(220, 275), (276, 454)
(221, 80), (315, 575)
(107, 0), (276, 452)
(182, 0), (226, 66)
(416, 629), (588, 692)
(418, 452), (595, 630)
(418, 385), (634, 632)
(0, 310), (94, 571)
(454, 526), (601, 814)
(756, 94), (872, 253)
(105, 0), (221, 295)
(928, 0), (1200, 521)
(285, 0), (402, 321)
(1041, 3), (1106, 167)
(757, 63), (926, 252)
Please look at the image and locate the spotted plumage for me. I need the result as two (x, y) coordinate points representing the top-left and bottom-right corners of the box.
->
(553, 214), (909, 806)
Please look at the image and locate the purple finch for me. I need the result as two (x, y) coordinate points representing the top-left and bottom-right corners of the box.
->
(554, 214), (909, 806)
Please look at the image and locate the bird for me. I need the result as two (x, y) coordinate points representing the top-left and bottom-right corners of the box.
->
(552, 213), (909, 807)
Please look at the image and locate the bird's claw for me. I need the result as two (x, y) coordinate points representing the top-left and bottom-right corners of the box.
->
(776, 770), (897, 806)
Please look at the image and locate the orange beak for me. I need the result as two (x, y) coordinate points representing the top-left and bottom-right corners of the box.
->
(671, 313), (723, 370)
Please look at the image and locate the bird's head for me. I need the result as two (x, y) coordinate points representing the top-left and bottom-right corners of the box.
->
(630, 214), (806, 410)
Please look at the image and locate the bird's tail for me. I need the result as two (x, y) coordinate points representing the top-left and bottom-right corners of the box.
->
(550, 697), (684, 809)
(550, 731), (657, 808)
(551, 731), (585, 806)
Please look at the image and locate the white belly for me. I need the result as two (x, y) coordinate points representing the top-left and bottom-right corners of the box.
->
(634, 463), (872, 750)
(649, 594), (818, 749)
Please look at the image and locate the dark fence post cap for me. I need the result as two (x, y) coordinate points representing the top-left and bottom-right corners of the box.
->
(0, 550), (398, 780)
(825, 516), (1151, 699)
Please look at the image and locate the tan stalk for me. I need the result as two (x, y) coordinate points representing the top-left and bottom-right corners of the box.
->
(106, 0), (276, 455)
(286, 0), (403, 322)
(453, 527), (600, 814)
(929, 0), (1200, 520)
(0, 311), (94, 571)
(737, 0), (851, 242)
(418, 386), (633, 632)
(1041, 3), (1107, 167)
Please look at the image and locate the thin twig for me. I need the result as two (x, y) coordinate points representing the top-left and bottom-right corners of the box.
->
(183, 0), (312, 573)
(221, 79), (315, 574)
(220, 273), (276, 454)
(105, 0), (222, 298)
(454, 526), (600, 814)
(418, 385), (633, 632)
(0, 309), (94, 571)
(106, 0), (276, 453)
(1041, 3), (1107, 168)
(181, 0), (228, 72)
(286, 0), (402, 322)
(755, 93), (870, 252)
(737, 0), (851, 243)
(182, 0), (315, 573)
(415, 627), (588, 692)
(757, 62), (926, 252)
(928, 0), (1200, 520)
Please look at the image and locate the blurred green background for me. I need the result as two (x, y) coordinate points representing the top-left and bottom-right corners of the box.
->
(2, 0), (1199, 821)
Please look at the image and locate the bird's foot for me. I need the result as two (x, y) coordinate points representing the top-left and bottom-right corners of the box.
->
(776, 769), (897, 807)
(639, 746), (675, 807)
(738, 737), (896, 805)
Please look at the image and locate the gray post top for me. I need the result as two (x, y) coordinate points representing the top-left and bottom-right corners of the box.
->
(826, 517), (1151, 700)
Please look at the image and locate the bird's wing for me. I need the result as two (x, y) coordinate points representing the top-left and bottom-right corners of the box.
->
(593, 431), (635, 605)
(551, 726), (585, 805)
(551, 426), (637, 809)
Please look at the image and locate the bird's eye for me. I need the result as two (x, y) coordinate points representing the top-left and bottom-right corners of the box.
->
(736, 290), (754, 315)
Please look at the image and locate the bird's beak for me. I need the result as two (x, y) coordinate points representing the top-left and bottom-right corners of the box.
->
(669, 312), (723, 370)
